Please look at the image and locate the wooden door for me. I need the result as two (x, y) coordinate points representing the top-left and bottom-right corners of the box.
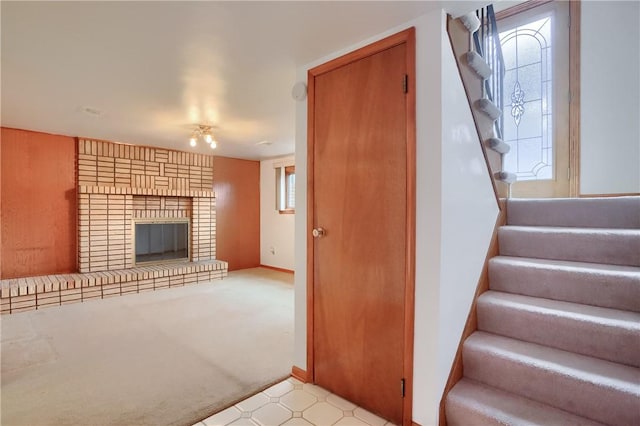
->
(307, 29), (415, 425)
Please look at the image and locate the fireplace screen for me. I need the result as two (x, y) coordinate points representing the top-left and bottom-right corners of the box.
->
(135, 222), (189, 264)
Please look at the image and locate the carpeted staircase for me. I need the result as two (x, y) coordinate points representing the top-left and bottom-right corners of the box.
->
(445, 196), (640, 426)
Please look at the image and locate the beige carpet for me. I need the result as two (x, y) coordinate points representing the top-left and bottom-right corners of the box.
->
(1, 267), (293, 426)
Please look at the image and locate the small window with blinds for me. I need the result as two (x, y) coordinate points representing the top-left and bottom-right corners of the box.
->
(276, 165), (295, 214)
(285, 166), (295, 210)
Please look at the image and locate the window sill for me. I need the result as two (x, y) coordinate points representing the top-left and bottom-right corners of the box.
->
(279, 209), (295, 215)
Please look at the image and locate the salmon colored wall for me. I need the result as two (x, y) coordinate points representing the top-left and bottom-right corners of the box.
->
(213, 156), (260, 271)
(1, 128), (77, 279)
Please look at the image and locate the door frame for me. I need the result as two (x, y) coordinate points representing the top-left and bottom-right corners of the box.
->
(496, 0), (581, 196)
(306, 27), (416, 425)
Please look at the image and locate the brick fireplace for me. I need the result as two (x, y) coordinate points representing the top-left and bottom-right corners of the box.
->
(0, 138), (227, 315)
(77, 138), (217, 272)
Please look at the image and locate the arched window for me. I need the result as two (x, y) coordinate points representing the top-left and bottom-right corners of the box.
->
(500, 15), (553, 180)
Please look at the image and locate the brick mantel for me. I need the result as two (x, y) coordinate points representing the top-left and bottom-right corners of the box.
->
(78, 186), (215, 198)
(77, 139), (217, 273)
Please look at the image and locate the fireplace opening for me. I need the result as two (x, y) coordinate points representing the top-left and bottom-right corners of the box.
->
(135, 221), (189, 264)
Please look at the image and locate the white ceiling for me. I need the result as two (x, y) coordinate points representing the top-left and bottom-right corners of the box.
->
(1, 1), (483, 160)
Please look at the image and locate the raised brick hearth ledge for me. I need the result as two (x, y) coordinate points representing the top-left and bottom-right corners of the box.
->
(78, 185), (215, 197)
(0, 260), (228, 315)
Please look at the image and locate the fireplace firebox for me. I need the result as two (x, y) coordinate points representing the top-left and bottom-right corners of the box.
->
(134, 220), (189, 264)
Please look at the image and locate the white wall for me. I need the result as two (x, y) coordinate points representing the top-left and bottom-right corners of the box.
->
(435, 22), (499, 403)
(293, 9), (498, 426)
(260, 156), (295, 270)
(580, 1), (640, 194)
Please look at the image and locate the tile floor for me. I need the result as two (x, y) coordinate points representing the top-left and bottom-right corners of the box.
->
(195, 377), (396, 426)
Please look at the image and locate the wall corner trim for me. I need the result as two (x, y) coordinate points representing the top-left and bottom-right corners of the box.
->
(291, 366), (308, 383)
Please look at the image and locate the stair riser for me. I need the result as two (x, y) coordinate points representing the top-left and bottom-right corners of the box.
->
(477, 299), (640, 367)
(507, 197), (640, 229)
(445, 398), (508, 426)
(446, 379), (607, 426)
(476, 98), (501, 120)
(489, 258), (640, 312)
(463, 344), (640, 426)
(498, 228), (640, 266)
(466, 51), (492, 80)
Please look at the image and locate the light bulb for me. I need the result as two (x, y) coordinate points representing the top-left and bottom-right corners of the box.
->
(204, 133), (213, 144)
(210, 140), (217, 149)
(189, 137), (197, 147)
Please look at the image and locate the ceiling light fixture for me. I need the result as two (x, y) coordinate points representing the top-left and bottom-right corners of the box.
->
(189, 124), (218, 149)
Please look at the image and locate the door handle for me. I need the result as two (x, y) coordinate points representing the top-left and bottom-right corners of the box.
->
(312, 227), (326, 238)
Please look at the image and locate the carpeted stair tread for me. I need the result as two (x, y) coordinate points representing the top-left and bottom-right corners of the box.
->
(498, 226), (640, 266)
(507, 197), (640, 229)
(463, 332), (640, 426)
(444, 196), (640, 423)
(489, 256), (640, 312)
(477, 291), (640, 366)
(446, 378), (607, 426)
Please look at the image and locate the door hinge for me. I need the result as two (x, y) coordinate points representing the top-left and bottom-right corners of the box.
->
(567, 167), (571, 180)
(403, 75), (408, 94)
(401, 378), (406, 397)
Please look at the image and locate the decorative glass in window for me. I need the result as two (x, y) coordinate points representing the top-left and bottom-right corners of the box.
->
(499, 15), (553, 181)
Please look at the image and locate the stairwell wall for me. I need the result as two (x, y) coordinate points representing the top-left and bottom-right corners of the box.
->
(580, 1), (640, 195)
(293, 8), (498, 426)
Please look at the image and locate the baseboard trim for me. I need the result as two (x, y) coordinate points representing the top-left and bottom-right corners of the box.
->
(579, 192), (640, 198)
(260, 264), (294, 274)
(291, 366), (308, 383)
(412, 422), (422, 426)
